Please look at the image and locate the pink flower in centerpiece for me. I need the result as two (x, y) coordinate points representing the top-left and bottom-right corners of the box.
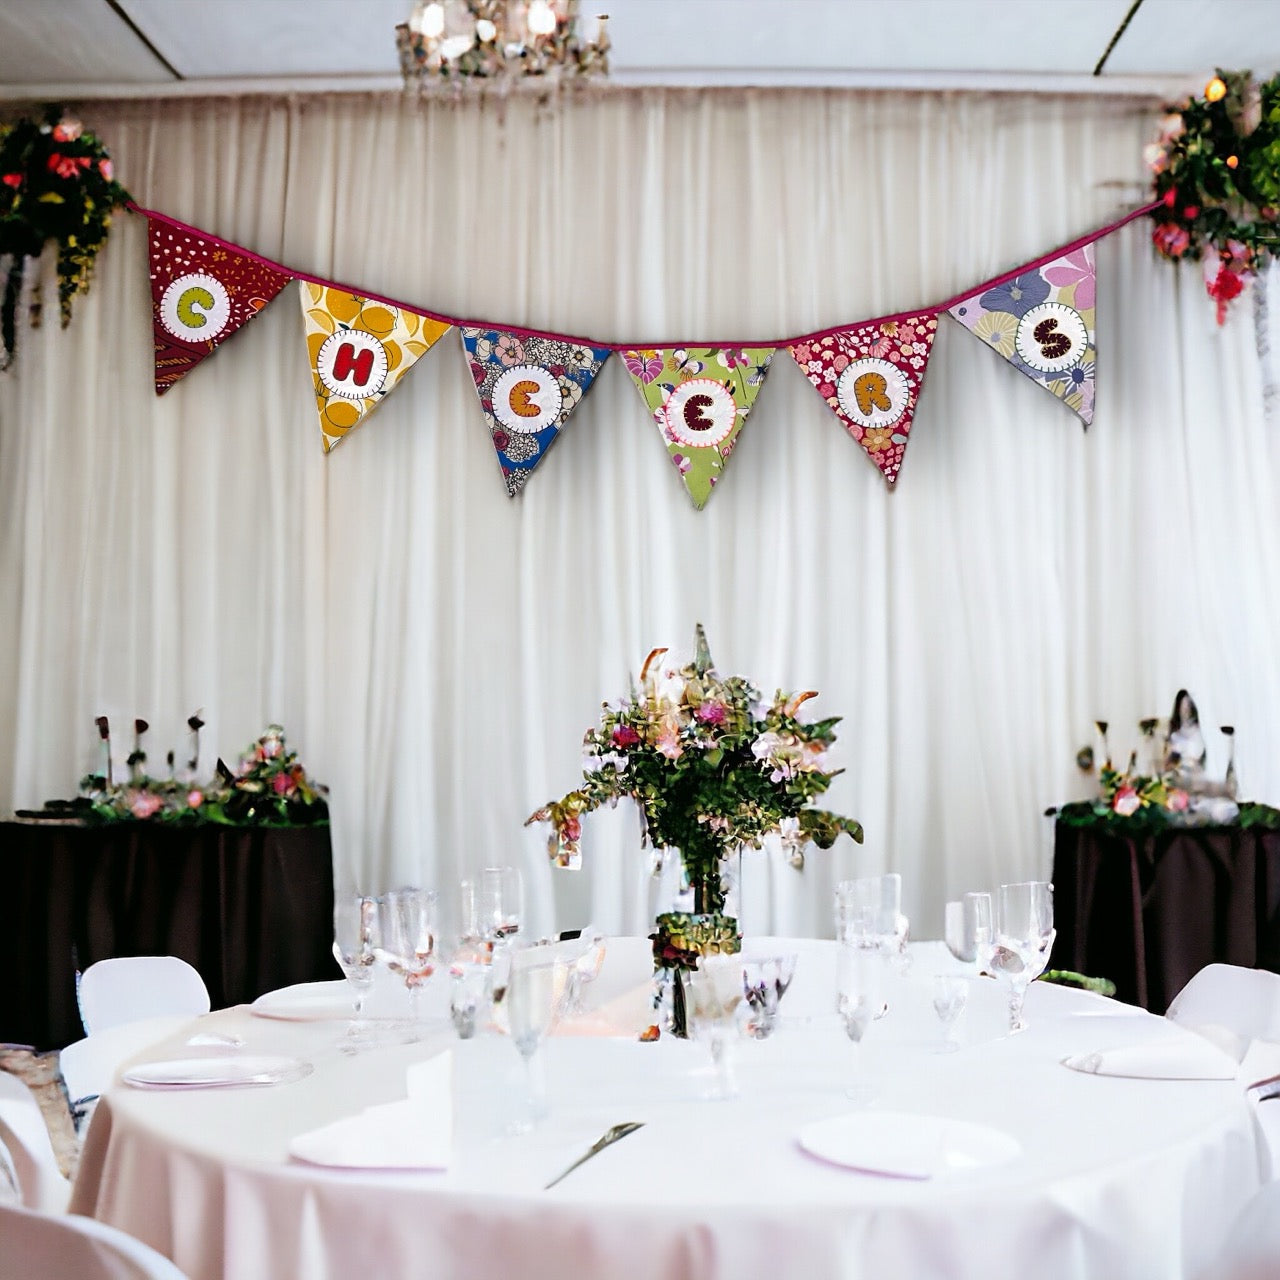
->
(612, 724), (641, 749)
(562, 815), (582, 843)
(129, 791), (163, 820)
(272, 772), (292, 795)
(654, 721), (683, 760)
(186, 789), (204, 809)
(261, 735), (282, 759)
(1166, 789), (1190, 813)
(695, 700), (727, 726)
(1112, 786), (1141, 817)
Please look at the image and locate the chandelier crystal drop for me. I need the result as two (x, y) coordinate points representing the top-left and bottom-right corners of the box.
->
(396, 0), (610, 93)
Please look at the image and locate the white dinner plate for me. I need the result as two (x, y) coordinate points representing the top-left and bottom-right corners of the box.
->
(122, 1055), (314, 1089)
(797, 1111), (1021, 1180)
(250, 982), (366, 1022)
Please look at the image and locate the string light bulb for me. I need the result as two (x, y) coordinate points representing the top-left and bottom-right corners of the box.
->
(1205, 76), (1227, 102)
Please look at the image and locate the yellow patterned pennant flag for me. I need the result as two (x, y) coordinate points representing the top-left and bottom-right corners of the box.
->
(299, 282), (451, 453)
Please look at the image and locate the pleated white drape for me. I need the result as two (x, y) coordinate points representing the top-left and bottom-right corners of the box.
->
(1, 89), (1276, 942)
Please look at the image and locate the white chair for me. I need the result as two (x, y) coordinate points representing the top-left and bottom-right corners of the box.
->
(1165, 963), (1280, 1062)
(0, 1201), (189, 1280)
(77, 957), (211, 1035)
(0, 1074), (70, 1214)
(1196, 1176), (1280, 1280)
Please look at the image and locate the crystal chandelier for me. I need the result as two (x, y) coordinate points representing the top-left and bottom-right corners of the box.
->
(396, 1), (610, 92)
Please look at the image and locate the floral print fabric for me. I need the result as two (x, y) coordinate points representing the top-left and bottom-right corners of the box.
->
(621, 346), (774, 508)
(947, 243), (1097, 427)
(461, 328), (610, 496)
(787, 313), (939, 487)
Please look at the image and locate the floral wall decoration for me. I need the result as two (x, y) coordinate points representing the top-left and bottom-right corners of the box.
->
(1147, 68), (1280, 323)
(0, 105), (131, 368)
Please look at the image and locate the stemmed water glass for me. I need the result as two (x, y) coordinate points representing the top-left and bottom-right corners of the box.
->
(375, 887), (439, 1035)
(686, 958), (745, 1100)
(992, 881), (1054, 1033)
(737, 953), (798, 1040)
(964, 891), (994, 975)
(504, 947), (567, 1131)
(835, 940), (882, 1102)
(333, 893), (378, 1050)
(932, 974), (968, 1052)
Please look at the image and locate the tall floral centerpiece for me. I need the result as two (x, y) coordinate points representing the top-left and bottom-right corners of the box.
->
(527, 625), (862, 1035)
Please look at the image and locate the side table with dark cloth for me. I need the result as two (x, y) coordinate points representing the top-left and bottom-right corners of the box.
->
(1, 821), (338, 1050)
(1050, 817), (1280, 1013)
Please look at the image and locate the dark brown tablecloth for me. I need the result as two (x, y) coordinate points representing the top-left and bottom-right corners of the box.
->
(1049, 819), (1280, 1013)
(1, 821), (337, 1050)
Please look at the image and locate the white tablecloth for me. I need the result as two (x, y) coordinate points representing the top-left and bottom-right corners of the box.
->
(70, 940), (1264, 1280)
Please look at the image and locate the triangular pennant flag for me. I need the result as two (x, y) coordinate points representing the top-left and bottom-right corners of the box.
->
(947, 242), (1097, 427)
(621, 346), (774, 508)
(300, 283), (451, 453)
(787, 312), (939, 487)
(460, 327), (611, 496)
(148, 217), (293, 395)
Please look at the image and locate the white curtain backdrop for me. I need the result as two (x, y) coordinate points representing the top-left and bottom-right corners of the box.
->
(2, 89), (1277, 942)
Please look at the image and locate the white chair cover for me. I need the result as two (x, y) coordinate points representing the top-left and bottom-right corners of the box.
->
(1196, 1176), (1280, 1280)
(1165, 964), (1280, 1062)
(0, 1074), (70, 1214)
(77, 958), (211, 1036)
(0, 1200), (189, 1280)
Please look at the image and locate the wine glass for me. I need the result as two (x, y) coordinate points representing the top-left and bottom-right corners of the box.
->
(504, 947), (566, 1131)
(993, 881), (1054, 1033)
(944, 901), (966, 961)
(375, 888), (439, 1034)
(332, 893), (378, 1050)
(562, 928), (607, 1017)
(737, 953), (798, 1040)
(963, 891), (994, 975)
(835, 940), (881, 1102)
(460, 866), (524, 944)
(932, 974), (968, 1053)
(687, 959), (745, 1099)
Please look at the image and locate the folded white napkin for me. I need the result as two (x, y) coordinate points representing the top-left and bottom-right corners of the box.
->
(1062, 1038), (1238, 1081)
(288, 1051), (453, 1170)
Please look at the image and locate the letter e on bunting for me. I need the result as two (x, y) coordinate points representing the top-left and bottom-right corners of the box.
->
(947, 242), (1097, 427)
(622, 347), (774, 508)
(461, 327), (610, 496)
(788, 312), (939, 486)
(148, 216), (293, 395)
(300, 283), (451, 452)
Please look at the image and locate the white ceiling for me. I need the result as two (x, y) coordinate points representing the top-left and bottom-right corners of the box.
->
(0, 0), (1277, 99)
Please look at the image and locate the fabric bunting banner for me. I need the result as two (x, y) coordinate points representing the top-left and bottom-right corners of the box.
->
(461, 327), (611, 496)
(148, 217), (293, 395)
(623, 346), (774, 507)
(300, 283), (451, 453)
(947, 243), (1097, 428)
(788, 313), (940, 486)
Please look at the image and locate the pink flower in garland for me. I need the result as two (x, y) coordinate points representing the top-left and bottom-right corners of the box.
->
(98, 158), (113, 181)
(186, 789), (204, 809)
(1166, 789), (1190, 813)
(1152, 223), (1191, 259)
(1112, 786), (1141, 817)
(129, 791), (163, 820)
(1, 173), (21, 189)
(46, 153), (91, 180)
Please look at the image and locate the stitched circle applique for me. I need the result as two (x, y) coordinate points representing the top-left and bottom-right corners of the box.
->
(663, 378), (738, 449)
(316, 330), (390, 401)
(836, 358), (911, 430)
(1015, 302), (1088, 374)
(492, 364), (563, 433)
(158, 273), (232, 342)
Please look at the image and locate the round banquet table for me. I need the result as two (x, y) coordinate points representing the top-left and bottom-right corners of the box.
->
(69, 939), (1264, 1280)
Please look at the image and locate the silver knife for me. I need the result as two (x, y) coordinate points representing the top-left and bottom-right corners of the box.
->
(544, 1122), (644, 1189)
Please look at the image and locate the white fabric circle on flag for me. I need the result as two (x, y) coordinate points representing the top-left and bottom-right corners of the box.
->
(836, 359), (911, 429)
(663, 378), (738, 448)
(492, 364), (563, 433)
(316, 331), (390, 400)
(1015, 302), (1089, 374)
(158, 273), (232, 342)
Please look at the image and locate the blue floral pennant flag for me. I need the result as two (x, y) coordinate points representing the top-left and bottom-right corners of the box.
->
(946, 242), (1097, 428)
(461, 327), (611, 496)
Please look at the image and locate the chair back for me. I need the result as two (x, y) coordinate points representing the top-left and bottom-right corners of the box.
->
(78, 957), (211, 1035)
(0, 1200), (189, 1280)
(1166, 964), (1280, 1061)
(59, 1016), (195, 1127)
(0, 1074), (70, 1214)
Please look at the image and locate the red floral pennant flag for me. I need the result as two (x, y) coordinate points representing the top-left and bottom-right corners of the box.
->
(787, 313), (940, 486)
(946, 243), (1097, 427)
(147, 216), (293, 395)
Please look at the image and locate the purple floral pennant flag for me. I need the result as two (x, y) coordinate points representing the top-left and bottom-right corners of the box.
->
(947, 242), (1097, 427)
(621, 345), (774, 508)
(461, 327), (611, 496)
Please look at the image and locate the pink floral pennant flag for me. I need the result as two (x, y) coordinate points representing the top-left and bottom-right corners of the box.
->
(148, 215), (293, 395)
(461, 327), (611, 496)
(621, 346), (774, 508)
(947, 242), (1097, 427)
(787, 312), (940, 487)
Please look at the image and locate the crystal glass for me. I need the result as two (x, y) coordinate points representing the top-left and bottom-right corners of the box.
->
(835, 874), (900, 1013)
(963, 891), (994, 975)
(993, 881), (1054, 1033)
(686, 959), (745, 1099)
(835, 940), (882, 1102)
(562, 929), (607, 1017)
(943, 900), (966, 961)
(460, 866), (524, 944)
(374, 888), (439, 1034)
(932, 974), (968, 1053)
(737, 953), (798, 1040)
(448, 947), (493, 1039)
(333, 893), (378, 1051)
(504, 947), (566, 1130)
